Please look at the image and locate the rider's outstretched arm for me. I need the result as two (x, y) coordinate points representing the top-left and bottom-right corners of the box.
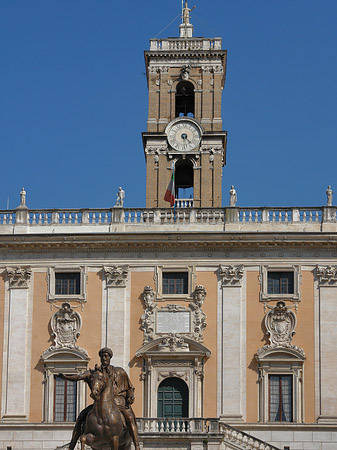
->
(58, 371), (91, 382)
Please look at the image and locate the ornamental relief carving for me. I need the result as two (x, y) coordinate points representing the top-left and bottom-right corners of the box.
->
(43, 302), (88, 357)
(158, 370), (188, 382)
(257, 301), (305, 358)
(316, 265), (337, 286)
(219, 265), (244, 287)
(104, 266), (129, 288)
(6, 266), (32, 289)
(140, 285), (207, 345)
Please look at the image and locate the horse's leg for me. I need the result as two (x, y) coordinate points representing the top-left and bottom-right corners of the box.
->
(111, 435), (119, 450)
(80, 434), (87, 450)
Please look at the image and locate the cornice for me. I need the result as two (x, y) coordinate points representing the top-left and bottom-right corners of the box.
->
(0, 232), (336, 254)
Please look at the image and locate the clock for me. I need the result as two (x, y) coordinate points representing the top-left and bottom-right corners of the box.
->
(167, 119), (201, 152)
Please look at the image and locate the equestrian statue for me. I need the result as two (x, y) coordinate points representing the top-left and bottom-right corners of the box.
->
(59, 347), (140, 450)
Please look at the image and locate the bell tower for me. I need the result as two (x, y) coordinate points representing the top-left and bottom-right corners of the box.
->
(143, 2), (227, 208)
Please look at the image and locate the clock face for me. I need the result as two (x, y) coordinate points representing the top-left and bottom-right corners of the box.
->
(167, 120), (201, 152)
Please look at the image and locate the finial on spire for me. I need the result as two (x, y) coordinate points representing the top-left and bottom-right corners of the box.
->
(180, 0), (195, 38)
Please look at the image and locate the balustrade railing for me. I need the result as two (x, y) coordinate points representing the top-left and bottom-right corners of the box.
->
(220, 423), (281, 450)
(137, 418), (220, 434)
(136, 419), (281, 449)
(0, 206), (335, 230)
(150, 38), (222, 51)
(175, 198), (194, 208)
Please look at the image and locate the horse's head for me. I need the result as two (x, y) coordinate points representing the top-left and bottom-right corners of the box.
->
(90, 365), (108, 401)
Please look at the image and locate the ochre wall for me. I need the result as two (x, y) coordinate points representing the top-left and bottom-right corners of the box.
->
(246, 270), (315, 423)
(30, 271), (52, 422)
(29, 270), (102, 422)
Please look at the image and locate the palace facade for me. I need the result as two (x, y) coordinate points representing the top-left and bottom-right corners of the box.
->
(1, 4), (337, 450)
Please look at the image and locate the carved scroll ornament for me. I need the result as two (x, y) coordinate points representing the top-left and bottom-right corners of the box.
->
(7, 266), (32, 289)
(316, 265), (337, 286)
(104, 266), (129, 287)
(140, 285), (207, 344)
(265, 301), (296, 346)
(219, 265), (244, 286)
(257, 301), (305, 358)
(50, 302), (82, 349)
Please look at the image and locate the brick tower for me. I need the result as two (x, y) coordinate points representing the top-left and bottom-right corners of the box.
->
(143, 1), (227, 208)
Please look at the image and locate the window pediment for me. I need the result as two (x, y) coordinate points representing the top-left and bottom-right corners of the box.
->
(135, 335), (211, 358)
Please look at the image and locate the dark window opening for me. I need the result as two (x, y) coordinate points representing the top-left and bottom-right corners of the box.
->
(267, 272), (294, 294)
(55, 272), (81, 295)
(54, 375), (77, 422)
(162, 272), (188, 295)
(269, 375), (293, 422)
(175, 159), (194, 200)
(175, 81), (194, 118)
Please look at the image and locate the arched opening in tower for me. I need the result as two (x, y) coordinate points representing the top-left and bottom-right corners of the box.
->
(175, 81), (195, 118)
(175, 158), (194, 206)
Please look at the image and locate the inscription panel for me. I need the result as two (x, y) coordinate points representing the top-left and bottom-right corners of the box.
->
(156, 311), (190, 333)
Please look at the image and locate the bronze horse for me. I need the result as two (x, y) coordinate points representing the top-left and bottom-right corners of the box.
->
(80, 367), (131, 450)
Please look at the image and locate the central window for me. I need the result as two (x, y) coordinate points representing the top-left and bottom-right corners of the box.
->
(269, 375), (293, 422)
(55, 273), (81, 295)
(54, 376), (77, 422)
(267, 272), (294, 295)
(162, 272), (188, 295)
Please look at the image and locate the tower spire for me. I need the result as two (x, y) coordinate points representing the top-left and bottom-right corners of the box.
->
(180, 0), (195, 38)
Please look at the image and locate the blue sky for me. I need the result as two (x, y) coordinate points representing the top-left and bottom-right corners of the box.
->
(0, 0), (336, 209)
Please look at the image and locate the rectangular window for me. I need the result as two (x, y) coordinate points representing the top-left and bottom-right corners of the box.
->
(267, 272), (294, 295)
(162, 272), (188, 295)
(55, 273), (81, 295)
(54, 376), (77, 422)
(269, 375), (293, 422)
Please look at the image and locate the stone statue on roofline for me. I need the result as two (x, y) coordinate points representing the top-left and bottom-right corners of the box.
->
(229, 185), (237, 207)
(115, 187), (125, 207)
(326, 185), (333, 206)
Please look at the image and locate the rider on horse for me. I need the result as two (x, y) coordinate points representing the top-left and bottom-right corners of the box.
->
(59, 347), (140, 450)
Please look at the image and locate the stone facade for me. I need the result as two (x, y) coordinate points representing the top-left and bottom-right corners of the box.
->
(1, 5), (336, 450)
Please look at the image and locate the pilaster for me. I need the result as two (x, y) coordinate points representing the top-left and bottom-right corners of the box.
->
(102, 266), (130, 371)
(218, 265), (246, 422)
(316, 266), (337, 422)
(1, 267), (32, 422)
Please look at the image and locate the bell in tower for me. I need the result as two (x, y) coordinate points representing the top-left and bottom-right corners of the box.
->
(143, 2), (227, 208)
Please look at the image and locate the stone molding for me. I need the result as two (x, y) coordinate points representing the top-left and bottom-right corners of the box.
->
(6, 266), (32, 289)
(259, 265), (301, 303)
(316, 265), (337, 286)
(219, 265), (244, 287)
(104, 265), (129, 288)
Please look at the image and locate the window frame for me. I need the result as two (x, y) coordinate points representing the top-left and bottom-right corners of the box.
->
(53, 375), (78, 422)
(42, 348), (88, 423)
(256, 349), (304, 423)
(47, 266), (87, 303)
(268, 374), (293, 422)
(156, 266), (195, 300)
(260, 265), (301, 302)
